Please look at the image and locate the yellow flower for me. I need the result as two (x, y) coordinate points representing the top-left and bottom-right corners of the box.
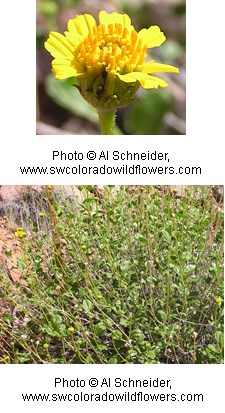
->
(15, 228), (26, 238)
(215, 297), (223, 304)
(44, 11), (179, 109)
(68, 326), (75, 333)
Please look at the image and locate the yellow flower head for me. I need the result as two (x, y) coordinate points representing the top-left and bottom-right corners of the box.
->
(15, 228), (26, 238)
(68, 326), (75, 333)
(45, 11), (179, 109)
(215, 297), (223, 304)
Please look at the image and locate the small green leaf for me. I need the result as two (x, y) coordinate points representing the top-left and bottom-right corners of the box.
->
(120, 260), (130, 272)
(112, 330), (123, 341)
(108, 357), (118, 364)
(120, 318), (129, 327)
(82, 299), (94, 312)
(45, 74), (98, 124)
(147, 349), (157, 360)
(134, 234), (148, 244)
(94, 322), (106, 336)
(125, 90), (171, 134)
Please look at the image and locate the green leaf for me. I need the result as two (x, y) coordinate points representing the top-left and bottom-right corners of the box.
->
(147, 349), (157, 360)
(37, 0), (58, 17)
(82, 299), (94, 312)
(17, 353), (33, 363)
(79, 288), (87, 298)
(196, 244), (205, 252)
(68, 213), (75, 219)
(130, 329), (145, 344)
(127, 349), (138, 359)
(206, 344), (219, 354)
(45, 74), (98, 124)
(112, 330), (123, 341)
(94, 322), (106, 336)
(108, 357), (118, 364)
(120, 260), (130, 272)
(161, 230), (170, 243)
(120, 318), (129, 327)
(157, 310), (167, 323)
(125, 90), (171, 134)
(6, 250), (12, 258)
(134, 234), (148, 244)
(51, 314), (63, 327)
(184, 264), (196, 275)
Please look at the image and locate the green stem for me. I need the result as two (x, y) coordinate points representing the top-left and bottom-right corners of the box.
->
(98, 109), (116, 135)
(45, 185), (63, 268)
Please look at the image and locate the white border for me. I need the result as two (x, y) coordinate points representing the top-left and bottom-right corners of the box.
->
(0, 1), (224, 412)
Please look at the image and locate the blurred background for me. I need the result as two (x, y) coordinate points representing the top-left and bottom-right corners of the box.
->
(36, 0), (186, 135)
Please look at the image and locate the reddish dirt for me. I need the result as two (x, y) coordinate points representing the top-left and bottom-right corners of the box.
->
(0, 218), (24, 283)
(0, 186), (41, 283)
(0, 185), (43, 201)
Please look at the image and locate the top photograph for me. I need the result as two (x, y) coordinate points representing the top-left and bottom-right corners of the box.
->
(37, 0), (186, 135)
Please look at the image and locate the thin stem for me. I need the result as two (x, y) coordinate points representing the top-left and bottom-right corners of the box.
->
(45, 185), (63, 268)
(98, 109), (116, 135)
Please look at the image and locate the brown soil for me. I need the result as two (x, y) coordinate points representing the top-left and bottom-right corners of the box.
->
(0, 218), (24, 283)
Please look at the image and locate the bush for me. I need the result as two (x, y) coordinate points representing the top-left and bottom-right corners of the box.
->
(0, 186), (223, 364)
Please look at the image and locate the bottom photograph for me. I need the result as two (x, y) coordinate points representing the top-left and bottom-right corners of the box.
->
(0, 185), (224, 364)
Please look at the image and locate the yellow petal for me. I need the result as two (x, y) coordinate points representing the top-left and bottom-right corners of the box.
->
(99, 11), (131, 29)
(138, 25), (166, 48)
(117, 71), (168, 89)
(139, 75), (168, 89)
(65, 19), (85, 46)
(72, 14), (96, 38)
(142, 61), (179, 74)
(83, 14), (97, 33)
(98, 10), (107, 25)
(117, 72), (139, 83)
(44, 32), (74, 59)
(122, 13), (132, 28)
(52, 58), (84, 79)
(52, 68), (77, 80)
(56, 60), (84, 73)
(118, 71), (153, 84)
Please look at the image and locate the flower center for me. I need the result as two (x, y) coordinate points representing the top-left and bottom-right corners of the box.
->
(76, 23), (147, 73)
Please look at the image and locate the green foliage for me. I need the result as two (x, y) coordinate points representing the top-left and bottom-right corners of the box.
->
(37, 1), (59, 17)
(159, 40), (184, 64)
(45, 74), (99, 124)
(58, 0), (80, 6)
(125, 91), (171, 134)
(0, 186), (223, 364)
